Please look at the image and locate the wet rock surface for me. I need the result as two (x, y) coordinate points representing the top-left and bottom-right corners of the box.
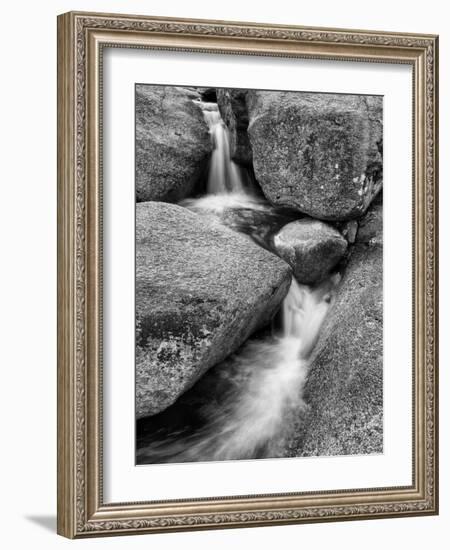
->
(339, 220), (359, 244)
(217, 88), (252, 166)
(182, 194), (300, 251)
(247, 90), (383, 220)
(136, 201), (292, 418)
(356, 194), (383, 245)
(136, 85), (212, 202)
(273, 218), (348, 284)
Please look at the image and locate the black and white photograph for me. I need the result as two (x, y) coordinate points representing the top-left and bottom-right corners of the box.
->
(1, 0), (442, 544)
(135, 84), (383, 465)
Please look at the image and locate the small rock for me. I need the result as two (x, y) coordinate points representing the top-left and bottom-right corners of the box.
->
(340, 220), (359, 243)
(273, 219), (348, 284)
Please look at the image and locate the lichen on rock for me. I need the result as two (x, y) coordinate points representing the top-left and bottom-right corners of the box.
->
(246, 90), (383, 221)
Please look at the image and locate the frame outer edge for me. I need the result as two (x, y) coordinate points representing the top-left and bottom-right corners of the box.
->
(63, 10), (438, 41)
(56, 10), (439, 538)
(57, 12), (77, 539)
(431, 35), (439, 515)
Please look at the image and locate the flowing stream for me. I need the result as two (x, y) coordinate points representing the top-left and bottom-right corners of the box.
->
(136, 100), (337, 463)
(201, 102), (245, 195)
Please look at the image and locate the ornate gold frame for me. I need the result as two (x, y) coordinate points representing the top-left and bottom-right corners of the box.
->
(57, 11), (439, 538)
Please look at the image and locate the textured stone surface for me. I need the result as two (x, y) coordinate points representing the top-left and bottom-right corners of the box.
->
(356, 195), (383, 245)
(136, 201), (292, 418)
(217, 88), (252, 165)
(273, 218), (348, 284)
(339, 220), (359, 244)
(136, 85), (212, 202)
(247, 90), (383, 221)
(288, 241), (383, 456)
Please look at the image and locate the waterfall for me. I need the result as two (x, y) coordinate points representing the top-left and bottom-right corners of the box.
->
(282, 278), (334, 359)
(200, 102), (245, 195)
(137, 98), (338, 464)
(137, 280), (334, 463)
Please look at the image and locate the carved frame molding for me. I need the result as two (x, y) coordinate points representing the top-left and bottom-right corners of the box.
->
(57, 11), (438, 538)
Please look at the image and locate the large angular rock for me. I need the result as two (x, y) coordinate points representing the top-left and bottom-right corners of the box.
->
(288, 241), (383, 456)
(273, 218), (348, 284)
(136, 202), (292, 418)
(136, 85), (212, 202)
(247, 90), (383, 221)
(217, 88), (252, 166)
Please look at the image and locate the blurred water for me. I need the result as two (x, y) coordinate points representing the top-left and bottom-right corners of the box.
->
(137, 278), (334, 463)
(200, 101), (245, 195)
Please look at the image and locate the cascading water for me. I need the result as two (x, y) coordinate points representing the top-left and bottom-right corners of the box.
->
(200, 101), (245, 195)
(136, 99), (338, 464)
